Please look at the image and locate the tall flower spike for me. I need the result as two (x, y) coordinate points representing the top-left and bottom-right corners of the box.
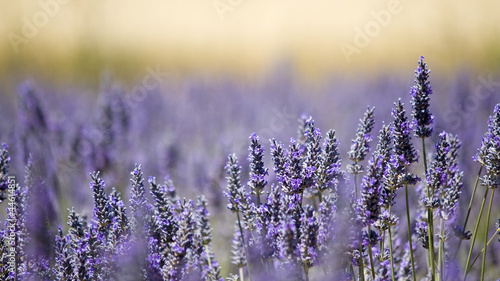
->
(410, 56), (434, 138)
(231, 222), (247, 268)
(392, 99), (418, 167)
(196, 195), (213, 246)
(270, 139), (287, 184)
(358, 155), (384, 226)
(0, 143), (10, 202)
(129, 164), (149, 232)
(284, 138), (305, 195)
(348, 106), (375, 175)
(90, 171), (111, 235)
(303, 117), (322, 190)
(224, 154), (249, 213)
(299, 206), (319, 269)
(316, 129), (343, 198)
(247, 133), (268, 200)
(439, 133), (463, 220)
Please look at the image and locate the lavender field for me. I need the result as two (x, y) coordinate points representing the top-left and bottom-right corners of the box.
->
(0, 57), (500, 281)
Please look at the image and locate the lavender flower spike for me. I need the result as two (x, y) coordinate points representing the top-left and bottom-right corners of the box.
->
(247, 133), (268, 202)
(410, 56), (434, 138)
(0, 143), (11, 202)
(347, 107), (375, 175)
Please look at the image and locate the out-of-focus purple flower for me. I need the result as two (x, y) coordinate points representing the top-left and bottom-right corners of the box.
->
(439, 133), (463, 220)
(410, 56), (434, 138)
(0, 143), (10, 202)
(54, 227), (72, 281)
(416, 221), (429, 249)
(476, 104), (500, 189)
(231, 222), (247, 268)
(278, 214), (299, 264)
(129, 164), (150, 233)
(247, 133), (268, 199)
(453, 225), (472, 241)
(299, 206), (319, 268)
(302, 117), (322, 191)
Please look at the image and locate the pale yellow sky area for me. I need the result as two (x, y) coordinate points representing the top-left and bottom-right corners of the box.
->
(0, 0), (499, 83)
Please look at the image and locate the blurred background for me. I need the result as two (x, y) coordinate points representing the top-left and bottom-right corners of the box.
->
(1, 0), (500, 88)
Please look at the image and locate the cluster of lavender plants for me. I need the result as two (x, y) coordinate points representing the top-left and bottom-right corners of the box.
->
(0, 57), (499, 280)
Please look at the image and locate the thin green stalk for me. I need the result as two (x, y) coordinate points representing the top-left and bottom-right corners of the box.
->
(354, 172), (358, 199)
(256, 193), (261, 207)
(421, 137), (436, 281)
(480, 188), (495, 281)
(464, 188), (489, 279)
(437, 218), (444, 281)
(404, 165), (416, 281)
(303, 265), (310, 281)
(455, 165), (483, 257)
(388, 188), (396, 281)
(205, 245), (212, 269)
(388, 226), (396, 281)
(318, 190), (323, 203)
(237, 211), (252, 281)
(468, 228), (500, 272)
(359, 242), (365, 281)
(239, 267), (244, 281)
(367, 225), (376, 280)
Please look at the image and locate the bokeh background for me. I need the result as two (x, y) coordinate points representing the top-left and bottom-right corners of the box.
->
(1, 0), (500, 87)
(1, 1), (500, 278)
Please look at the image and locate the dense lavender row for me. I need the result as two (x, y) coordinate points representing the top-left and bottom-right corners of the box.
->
(0, 57), (499, 280)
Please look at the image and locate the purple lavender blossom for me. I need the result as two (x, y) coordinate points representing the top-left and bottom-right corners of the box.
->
(224, 154), (250, 213)
(358, 155), (384, 226)
(129, 164), (150, 233)
(0, 143), (10, 202)
(299, 206), (319, 269)
(347, 107), (375, 175)
(247, 133), (268, 201)
(391, 100), (418, 168)
(231, 222), (247, 268)
(284, 138), (305, 195)
(270, 139), (287, 184)
(410, 56), (434, 138)
(315, 129), (343, 198)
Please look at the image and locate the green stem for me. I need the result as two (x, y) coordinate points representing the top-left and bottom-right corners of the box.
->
(205, 245), (212, 269)
(468, 228), (500, 273)
(455, 165), (483, 257)
(237, 211), (252, 281)
(354, 172), (358, 199)
(388, 187), (396, 281)
(359, 242), (365, 281)
(464, 188), (489, 279)
(437, 218), (444, 281)
(303, 265), (310, 281)
(388, 225), (396, 281)
(368, 225), (376, 280)
(421, 137), (435, 281)
(239, 267), (244, 281)
(318, 190), (323, 204)
(404, 165), (416, 281)
(480, 188), (495, 281)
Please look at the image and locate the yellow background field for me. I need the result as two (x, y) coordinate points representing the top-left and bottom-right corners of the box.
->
(0, 0), (499, 85)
